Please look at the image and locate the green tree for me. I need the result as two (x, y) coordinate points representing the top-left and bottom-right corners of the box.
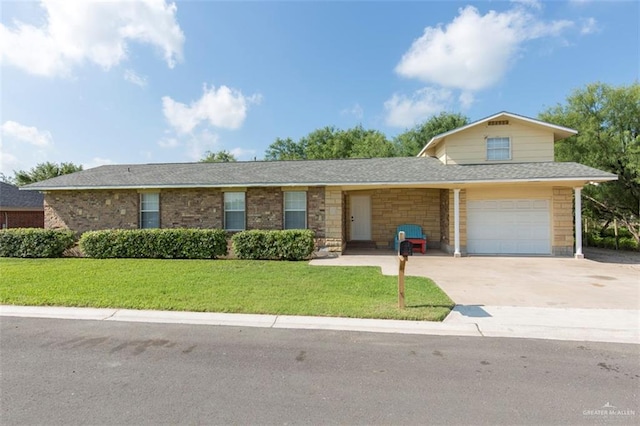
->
(393, 112), (469, 157)
(265, 125), (395, 160)
(539, 82), (640, 244)
(14, 161), (83, 186)
(265, 137), (305, 160)
(200, 150), (237, 163)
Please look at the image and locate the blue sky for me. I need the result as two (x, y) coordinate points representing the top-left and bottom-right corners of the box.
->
(1, 0), (638, 175)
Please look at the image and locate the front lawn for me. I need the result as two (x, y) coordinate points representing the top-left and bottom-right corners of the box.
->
(0, 258), (454, 321)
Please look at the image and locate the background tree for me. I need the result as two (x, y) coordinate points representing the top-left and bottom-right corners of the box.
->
(264, 125), (395, 160)
(539, 82), (640, 244)
(393, 112), (469, 157)
(13, 161), (83, 186)
(200, 150), (237, 163)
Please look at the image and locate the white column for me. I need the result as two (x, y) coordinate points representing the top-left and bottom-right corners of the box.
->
(454, 188), (461, 257)
(574, 187), (584, 259)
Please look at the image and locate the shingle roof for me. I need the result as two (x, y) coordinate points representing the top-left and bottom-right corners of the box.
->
(21, 157), (617, 190)
(0, 182), (44, 208)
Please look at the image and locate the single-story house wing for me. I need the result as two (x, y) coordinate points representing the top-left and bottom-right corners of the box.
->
(22, 112), (617, 258)
(1, 181), (44, 229)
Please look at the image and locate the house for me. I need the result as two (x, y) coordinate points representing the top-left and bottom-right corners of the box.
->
(0, 182), (44, 229)
(22, 112), (617, 257)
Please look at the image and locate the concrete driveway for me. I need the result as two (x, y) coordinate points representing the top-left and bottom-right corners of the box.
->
(310, 248), (639, 309)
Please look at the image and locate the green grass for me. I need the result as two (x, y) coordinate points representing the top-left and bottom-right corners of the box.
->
(0, 258), (454, 321)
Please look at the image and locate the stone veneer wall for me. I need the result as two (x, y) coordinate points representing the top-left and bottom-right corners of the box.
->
(307, 187), (325, 238)
(439, 189), (449, 249)
(355, 188), (441, 249)
(246, 187), (282, 230)
(161, 188), (222, 228)
(44, 190), (139, 232)
(320, 188), (344, 251)
(552, 186), (574, 256)
(445, 189), (466, 254)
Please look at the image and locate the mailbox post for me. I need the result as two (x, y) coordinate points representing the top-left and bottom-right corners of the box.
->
(397, 231), (412, 309)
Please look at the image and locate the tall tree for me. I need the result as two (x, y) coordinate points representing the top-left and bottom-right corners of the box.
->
(200, 150), (237, 163)
(14, 161), (83, 186)
(539, 82), (640, 244)
(394, 112), (469, 157)
(265, 125), (395, 160)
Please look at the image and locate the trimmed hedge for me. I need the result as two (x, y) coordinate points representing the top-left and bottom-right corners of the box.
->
(232, 229), (315, 260)
(79, 229), (228, 259)
(0, 228), (76, 258)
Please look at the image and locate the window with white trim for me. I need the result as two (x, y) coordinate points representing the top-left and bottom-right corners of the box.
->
(140, 193), (160, 229)
(487, 137), (511, 161)
(284, 191), (307, 229)
(224, 192), (245, 231)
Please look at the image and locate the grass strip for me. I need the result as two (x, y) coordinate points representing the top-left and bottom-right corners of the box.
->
(0, 258), (454, 321)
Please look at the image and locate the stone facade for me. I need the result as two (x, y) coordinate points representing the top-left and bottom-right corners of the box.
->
(346, 188), (441, 249)
(246, 187), (282, 230)
(552, 186), (574, 256)
(439, 189), (449, 249)
(161, 188), (222, 228)
(323, 188), (344, 251)
(45, 190), (139, 232)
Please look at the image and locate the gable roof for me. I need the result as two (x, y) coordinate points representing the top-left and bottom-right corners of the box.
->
(21, 157), (616, 191)
(416, 111), (578, 157)
(0, 182), (44, 209)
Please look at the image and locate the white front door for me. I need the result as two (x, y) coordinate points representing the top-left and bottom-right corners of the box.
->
(350, 195), (371, 240)
(467, 199), (551, 255)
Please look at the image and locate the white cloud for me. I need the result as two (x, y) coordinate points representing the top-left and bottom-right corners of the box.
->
(158, 136), (180, 148)
(384, 87), (452, 128)
(185, 129), (219, 161)
(580, 17), (599, 35)
(395, 4), (574, 91)
(83, 157), (113, 169)
(0, 0), (184, 77)
(1, 121), (53, 147)
(0, 148), (19, 176)
(230, 147), (257, 160)
(458, 92), (475, 109)
(162, 84), (262, 134)
(341, 103), (364, 120)
(124, 69), (148, 87)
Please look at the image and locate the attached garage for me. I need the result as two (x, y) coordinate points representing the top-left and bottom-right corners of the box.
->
(467, 198), (551, 255)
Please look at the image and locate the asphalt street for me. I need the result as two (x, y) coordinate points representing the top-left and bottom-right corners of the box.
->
(1, 317), (638, 425)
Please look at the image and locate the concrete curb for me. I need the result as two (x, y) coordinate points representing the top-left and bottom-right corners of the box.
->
(1, 305), (638, 344)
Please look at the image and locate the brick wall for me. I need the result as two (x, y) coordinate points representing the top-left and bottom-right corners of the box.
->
(552, 186), (574, 255)
(246, 187), (282, 230)
(45, 190), (138, 232)
(1, 210), (44, 228)
(161, 188), (222, 228)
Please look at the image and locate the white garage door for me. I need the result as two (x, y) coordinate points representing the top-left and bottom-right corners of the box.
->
(467, 199), (551, 255)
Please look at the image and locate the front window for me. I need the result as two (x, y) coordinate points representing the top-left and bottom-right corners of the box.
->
(224, 192), (245, 231)
(284, 191), (307, 229)
(140, 193), (159, 229)
(487, 137), (511, 161)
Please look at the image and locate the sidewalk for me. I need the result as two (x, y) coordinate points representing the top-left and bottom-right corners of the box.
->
(1, 304), (638, 344)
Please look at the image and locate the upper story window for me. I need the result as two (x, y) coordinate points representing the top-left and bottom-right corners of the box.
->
(284, 191), (307, 229)
(487, 137), (511, 161)
(140, 193), (160, 229)
(224, 192), (246, 231)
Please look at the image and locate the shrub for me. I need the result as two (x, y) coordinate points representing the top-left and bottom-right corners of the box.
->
(232, 229), (315, 260)
(79, 229), (228, 259)
(618, 237), (638, 251)
(0, 228), (76, 258)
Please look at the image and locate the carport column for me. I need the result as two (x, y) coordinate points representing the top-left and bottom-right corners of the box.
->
(574, 187), (584, 259)
(453, 188), (461, 257)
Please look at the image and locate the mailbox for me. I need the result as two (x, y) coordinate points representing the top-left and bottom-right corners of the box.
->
(399, 240), (413, 256)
